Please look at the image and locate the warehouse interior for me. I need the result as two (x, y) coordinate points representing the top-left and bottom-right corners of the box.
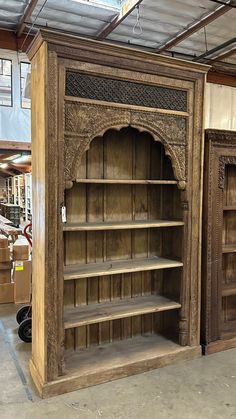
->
(0, 1), (236, 418)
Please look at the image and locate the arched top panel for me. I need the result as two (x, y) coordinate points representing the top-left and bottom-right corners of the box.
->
(64, 102), (187, 190)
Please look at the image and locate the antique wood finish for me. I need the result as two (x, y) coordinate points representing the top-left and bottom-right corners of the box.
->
(202, 129), (236, 355)
(28, 30), (208, 397)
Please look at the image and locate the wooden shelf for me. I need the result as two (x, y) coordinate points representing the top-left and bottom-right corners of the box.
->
(64, 295), (181, 329)
(222, 244), (236, 254)
(64, 256), (183, 280)
(65, 334), (194, 377)
(222, 283), (236, 297)
(223, 206), (236, 211)
(76, 179), (177, 185)
(63, 219), (184, 232)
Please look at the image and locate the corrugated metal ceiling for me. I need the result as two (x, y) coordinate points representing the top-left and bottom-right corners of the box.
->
(0, 0), (235, 64)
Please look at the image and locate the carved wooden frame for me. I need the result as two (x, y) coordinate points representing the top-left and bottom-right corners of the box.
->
(202, 129), (236, 351)
(27, 30), (208, 396)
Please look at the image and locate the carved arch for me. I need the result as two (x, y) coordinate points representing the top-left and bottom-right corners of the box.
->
(64, 102), (187, 190)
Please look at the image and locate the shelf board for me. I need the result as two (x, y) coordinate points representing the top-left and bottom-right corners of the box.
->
(76, 179), (177, 185)
(64, 295), (181, 329)
(223, 206), (236, 211)
(64, 256), (183, 280)
(222, 244), (236, 254)
(64, 334), (195, 378)
(63, 219), (184, 232)
(222, 283), (236, 297)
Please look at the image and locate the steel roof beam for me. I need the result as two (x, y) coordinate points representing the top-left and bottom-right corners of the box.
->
(0, 141), (31, 151)
(17, 0), (39, 38)
(0, 167), (16, 177)
(0, 30), (33, 52)
(209, 46), (236, 62)
(97, 0), (143, 41)
(209, 0), (236, 8)
(194, 37), (236, 62)
(154, 2), (233, 53)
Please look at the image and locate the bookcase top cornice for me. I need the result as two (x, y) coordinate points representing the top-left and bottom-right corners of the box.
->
(27, 29), (210, 77)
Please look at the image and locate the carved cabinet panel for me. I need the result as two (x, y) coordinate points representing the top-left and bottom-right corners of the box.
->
(202, 129), (236, 355)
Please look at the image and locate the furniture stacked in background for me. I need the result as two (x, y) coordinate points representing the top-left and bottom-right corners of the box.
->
(5, 173), (32, 222)
(28, 30), (208, 397)
(13, 174), (25, 213)
(202, 129), (236, 354)
(0, 203), (20, 226)
(25, 173), (32, 222)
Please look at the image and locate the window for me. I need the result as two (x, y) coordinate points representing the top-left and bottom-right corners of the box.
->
(20, 62), (31, 109)
(0, 59), (12, 107)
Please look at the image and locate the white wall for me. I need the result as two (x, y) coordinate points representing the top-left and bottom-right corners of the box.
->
(0, 49), (31, 142)
(205, 83), (236, 131)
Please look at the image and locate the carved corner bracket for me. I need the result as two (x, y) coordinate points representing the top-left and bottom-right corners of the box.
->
(206, 130), (236, 144)
(219, 156), (236, 189)
(64, 102), (188, 190)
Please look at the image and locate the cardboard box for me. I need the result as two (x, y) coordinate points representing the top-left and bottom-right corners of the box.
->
(13, 260), (31, 303)
(0, 234), (8, 249)
(0, 283), (14, 304)
(13, 241), (29, 261)
(0, 247), (10, 262)
(0, 269), (11, 284)
(0, 261), (12, 270)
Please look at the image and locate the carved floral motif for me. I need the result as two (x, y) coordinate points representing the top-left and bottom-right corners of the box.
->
(64, 102), (187, 189)
(219, 156), (236, 189)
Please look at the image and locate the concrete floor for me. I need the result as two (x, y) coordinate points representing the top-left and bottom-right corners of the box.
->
(1, 304), (236, 419)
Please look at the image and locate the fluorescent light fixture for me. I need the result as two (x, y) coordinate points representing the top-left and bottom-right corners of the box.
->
(0, 163), (8, 169)
(71, 0), (121, 11)
(4, 154), (21, 161)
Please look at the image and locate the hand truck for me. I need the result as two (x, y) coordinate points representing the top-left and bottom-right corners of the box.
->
(16, 223), (32, 343)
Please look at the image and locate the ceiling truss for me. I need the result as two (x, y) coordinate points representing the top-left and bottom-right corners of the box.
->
(0, 0), (235, 75)
(17, 0), (39, 38)
(153, 3), (232, 53)
(97, 0), (143, 40)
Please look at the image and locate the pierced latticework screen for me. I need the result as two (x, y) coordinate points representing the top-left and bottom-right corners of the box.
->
(65, 71), (187, 112)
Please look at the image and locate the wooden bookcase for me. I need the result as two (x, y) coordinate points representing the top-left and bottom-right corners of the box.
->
(27, 30), (208, 397)
(202, 129), (236, 354)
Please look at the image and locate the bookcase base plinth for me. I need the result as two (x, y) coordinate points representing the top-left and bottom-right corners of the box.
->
(30, 337), (201, 398)
(203, 336), (236, 355)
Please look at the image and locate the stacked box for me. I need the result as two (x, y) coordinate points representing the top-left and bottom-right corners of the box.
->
(0, 234), (13, 303)
(13, 238), (31, 303)
(13, 260), (31, 304)
(0, 235), (11, 285)
(0, 234), (8, 248)
(0, 283), (14, 304)
(13, 239), (29, 261)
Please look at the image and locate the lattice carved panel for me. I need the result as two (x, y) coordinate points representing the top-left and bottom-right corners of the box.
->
(65, 71), (187, 112)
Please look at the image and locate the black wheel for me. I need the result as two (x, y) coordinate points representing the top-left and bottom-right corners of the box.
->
(18, 318), (32, 343)
(16, 305), (32, 324)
